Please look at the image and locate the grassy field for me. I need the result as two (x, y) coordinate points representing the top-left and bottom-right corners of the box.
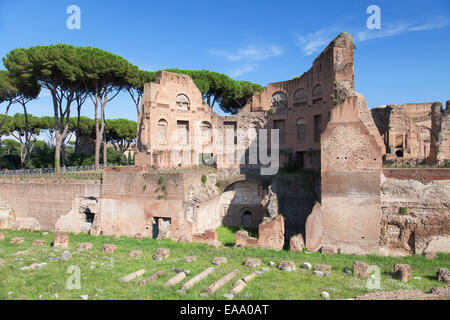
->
(0, 228), (448, 300)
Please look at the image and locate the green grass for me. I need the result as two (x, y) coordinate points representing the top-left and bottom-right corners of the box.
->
(0, 229), (448, 300)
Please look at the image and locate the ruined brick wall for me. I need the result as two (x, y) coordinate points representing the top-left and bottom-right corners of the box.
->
(428, 101), (450, 164)
(380, 170), (450, 256)
(320, 95), (383, 254)
(0, 179), (101, 230)
(135, 33), (356, 171)
(372, 103), (434, 160)
(243, 32), (355, 169)
(95, 170), (191, 239)
(136, 71), (219, 168)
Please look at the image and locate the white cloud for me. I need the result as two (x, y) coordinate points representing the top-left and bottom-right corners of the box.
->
(357, 16), (450, 42)
(295, 15), (450, 55)
(210, 43), (283, 62)
(228, 64), (255, 78)
(209, 40), (283, 78)
(295, 27), (341, 56)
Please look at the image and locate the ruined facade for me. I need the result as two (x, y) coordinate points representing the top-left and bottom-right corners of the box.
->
(372, 103), (433, 160)
(1, 32), (449, 256)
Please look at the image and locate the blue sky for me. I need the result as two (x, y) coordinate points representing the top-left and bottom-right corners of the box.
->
(0, 0), (449, 121)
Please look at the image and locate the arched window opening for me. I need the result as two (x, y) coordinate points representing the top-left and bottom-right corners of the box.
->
(271, 92), (288, 109)
(176, 94), (190, 110)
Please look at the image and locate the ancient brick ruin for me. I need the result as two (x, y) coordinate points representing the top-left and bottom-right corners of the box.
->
(0, 32), (448, 256)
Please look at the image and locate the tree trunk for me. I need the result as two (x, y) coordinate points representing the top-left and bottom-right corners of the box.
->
(0, 136), (2, 170)
(55, 135), (62, 172)
(22, 103), (31, 164)
(75, 103), (82, 154)
(103, 110), (107, 166)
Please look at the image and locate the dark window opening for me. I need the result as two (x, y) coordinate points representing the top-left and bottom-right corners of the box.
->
(242, 211), (252, 228)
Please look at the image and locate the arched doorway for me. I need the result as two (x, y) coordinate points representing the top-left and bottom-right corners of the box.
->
(219, 180), (266, 228)
(241, 210), (253, 228)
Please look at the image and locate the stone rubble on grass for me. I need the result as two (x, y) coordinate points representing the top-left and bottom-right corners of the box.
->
(424, 251), (437, 259)
(324, 272), (331, 277)
(128, 250), (142, 257)
(180, 267), (215, 292)
(13, 250), (29, 256)
(59, 251), (72, 261)
(269, 261), (275, 267)
(202, 269), (240, 296)
(172, 267), (190, 274)
(77, 243), (93, 251)
(321, 245), (337, 255)
(314, 264), (331, 273)
(153, 248), (170, 261)
(43, 232), (48, 235)
(344, 269), (353, 275)
(164, 271), (187, 287)
(185, 256), (197, 263)
(430, 286), (450, 296)
(31, 240), (46, 246)
(303, 262), (312, 270)
(394, 264), (411, 282)
(321, 291), (330, 300)
(436, 268), (450, 283)
(278, 261), (296, 272)
(119, 269), (145, 283)
(212, 257), (227, 265)
(140, 271), (165, 286)
(413, 276), (422, 280)
(80, 295), (88, 300)
(313, 271), (323, 277)
(52, 232), (69, 248)
(353, 261), (370, 278)
(10, 237), (25, 244)
(289, 234), (305, 252)
(101, 244), (117, 254)
(244, 258), (261, 268)
(261, 267), (269, 272)
(21, 262), (48, 270)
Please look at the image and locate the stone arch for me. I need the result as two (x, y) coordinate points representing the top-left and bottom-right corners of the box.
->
(271, 92), (288, 109)
(157, 119), (168, 144)
(219, 180), (267, 229)
(176, 94), (190, 110)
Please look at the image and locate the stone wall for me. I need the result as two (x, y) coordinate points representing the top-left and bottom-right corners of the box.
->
(429, 101), (450, 164)
(380, 171), (450, 256)
(319, 95), (383, 255)
(0, 179), (101, 231)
